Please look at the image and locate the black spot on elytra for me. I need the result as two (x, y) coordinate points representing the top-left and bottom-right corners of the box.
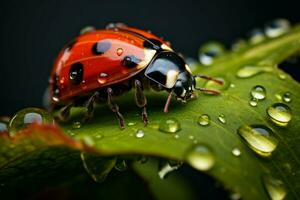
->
(69, 62), (84, 84)
(143, 38), (162, 50)
(92, 40), (112, 55)
(122, 55), (141, 68)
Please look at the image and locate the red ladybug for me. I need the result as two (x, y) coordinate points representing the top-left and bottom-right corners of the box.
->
(48, 23), (222, 128)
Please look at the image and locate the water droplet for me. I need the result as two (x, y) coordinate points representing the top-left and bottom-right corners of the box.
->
(114, 159), (127, 171)
(135, 129), (145, 138)
(230, 83), (235, 88)
(189, 135), (195, 140)
(198, 42), (225, 65)
(158, 161), (182, 179)
(249, 98), (258, 107)
(185, 144), (215, 171)
(218, 114), (226, 124)
(236, 65), (271, 78)
(117, 48), (123, 56)
(72, 121), (82, 129)
(265, 19), (290, 38)
(250, 85), (266, 100)
(232, 148), (241, 157)
(148, 121), (159, 130)
(278, 73), (286, 80)
(8, 108), (54, 136)
(97, 72), (108, 84)
(0, 117), (9, 133)
(127, 122), (136, 126)
(262, 175), (286, 200)
(282, 92), (291, 103)
(202, 76), (230, 91)
(267, 103), (292, 126)
(159, 118), (181, 133)
(237, 124), (278, 157)
(231, 39), (247, 51)
(174, 134), (180, 139)
(197, 114), (210, 126)
(95, 134), (103, 139)
(248, 28), (266, 44)
(80, 26), (96, 35)
(81, 152), (116, 183)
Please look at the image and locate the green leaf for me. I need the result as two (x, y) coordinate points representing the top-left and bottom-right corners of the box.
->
(1, 24), (300, 199)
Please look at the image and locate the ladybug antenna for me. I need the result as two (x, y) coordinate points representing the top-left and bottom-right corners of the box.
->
(164, 91), (173, 113)
(193, 74), (224, 85)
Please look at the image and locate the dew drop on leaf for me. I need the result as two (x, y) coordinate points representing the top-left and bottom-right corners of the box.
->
(218, 114), (226, 124)
(236, 65), (271, 78)
(135, 129), (145, 138)
(197, 114), (210, 126)
(262, 175), (286, 200)
(248, 28), (266, 44)
(198, 42), (225, 65)
(72, 121), (82, 129)
(267, 103), (292, 126)
(249, 98), (258, 107)
(127, 122), (136, 126)
(8, 108), (54, 136)
(232, 148), (241, 157)
(282, 92), (291, 103)
(185, 144), (215, 171)
(250, 85), (266, 100)
(158, 161), (182, 179)
(159, 118), (181, 133)
(265, 18), (290, 38)
(237, 124), (278, 157)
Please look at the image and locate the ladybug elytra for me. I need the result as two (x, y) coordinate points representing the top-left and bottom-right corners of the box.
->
(47, 23), (223, 129)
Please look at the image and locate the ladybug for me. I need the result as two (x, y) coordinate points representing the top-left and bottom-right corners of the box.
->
(48, 23), (223, 129)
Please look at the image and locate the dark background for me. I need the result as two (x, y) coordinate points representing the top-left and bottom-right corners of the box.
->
(0, 0), (299, 198)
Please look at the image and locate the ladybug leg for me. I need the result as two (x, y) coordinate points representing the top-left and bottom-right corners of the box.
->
(134, 80), (148, 125)
(57, 103), (73, 121)
(107, 87), (125, 129)
(82, 91), (100, 123)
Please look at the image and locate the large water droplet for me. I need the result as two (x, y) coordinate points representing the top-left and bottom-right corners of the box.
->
(237, 124), (278, 157)
(8, 108), (54, 136)
(80, 152), (116, 183)
(218, 114), (226, 124)
(282, 92), (291, 103)
(248, 28), (266, 44)
(158, 161), (182, 179)
(159, 118), (181, 133)
(249, 98), (258, 107)
(262, 175), (286, 200)
(135, 129), (145, 138)
(267, 103), (292, 126)
(198, 114), (210, 126)
(236, 65), (271, 78)
(250, 85), (266, 100)
(198, 42), (225, 65)
(185, 144), (215, 171)
(265, 19), (290, 38)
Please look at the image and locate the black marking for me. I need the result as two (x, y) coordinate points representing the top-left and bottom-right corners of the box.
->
(92, 40), (112, 55)
(122, 55), (141, 68)
(69, 62), (84, 84)
(143, 38), (162, 50)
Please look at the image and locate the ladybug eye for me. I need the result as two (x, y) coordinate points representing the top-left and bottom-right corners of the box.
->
(122, 55), (141, 68)
(69, 62), (84, 85)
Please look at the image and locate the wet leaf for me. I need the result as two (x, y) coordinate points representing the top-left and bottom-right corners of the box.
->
(1, 24), (300, 199)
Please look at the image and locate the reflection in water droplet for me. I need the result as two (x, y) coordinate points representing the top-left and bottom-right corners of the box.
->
(265, 19), (290, 38)
(198, 114), (210, 126)
(249, 98), (258, 107)
(159, 118), (181, 133)
(237, 124), (278, 157)
(97, 72), (108, 84)
(262, 175), (286, 200)
(158, 161), (182, 179)
(80, 152), (116, 183)
(72, 121), (82, 129)
(185, 144), (215, 171)
(198, 42), (225, 65)
(250, 85), (266, 100)
(218, 114), (226, 124)
(135, 129), (145, 138)
(282, 92), (291, 103)
(232, 148), (241, 157)
(267, 103), (292, 126)
(236, 65), (271, 78)
(8, 108), (54, 136)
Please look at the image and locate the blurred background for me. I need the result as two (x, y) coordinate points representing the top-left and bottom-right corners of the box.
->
(0, 0), (299, 198)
